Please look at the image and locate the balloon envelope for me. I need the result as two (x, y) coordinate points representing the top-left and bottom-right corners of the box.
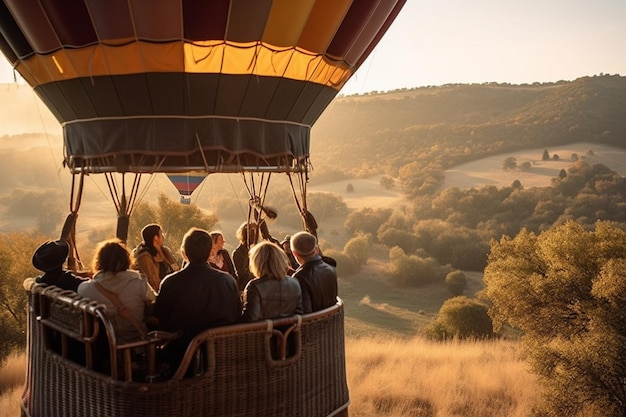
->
(166, 172), (207, 196)
(0, 0), (406, 174)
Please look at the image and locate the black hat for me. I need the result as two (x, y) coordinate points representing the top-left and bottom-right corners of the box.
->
(32, 240), (69, 272)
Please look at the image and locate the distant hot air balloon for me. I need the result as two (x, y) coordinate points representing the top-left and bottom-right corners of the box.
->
(0, 0), (406, 253)
(166, 172), (207, 204)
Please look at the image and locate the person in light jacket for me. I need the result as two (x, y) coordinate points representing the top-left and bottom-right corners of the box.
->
(78, 239), (155, 344)
(132, 224), (178, 292)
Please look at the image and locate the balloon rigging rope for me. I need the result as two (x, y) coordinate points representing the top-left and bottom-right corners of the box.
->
(189, 172), (208, 204)
(226, 174), (247, 219)
(30, 87), (67, 198)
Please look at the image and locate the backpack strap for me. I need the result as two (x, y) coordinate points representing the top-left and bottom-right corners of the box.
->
(94, 281), (147, 339)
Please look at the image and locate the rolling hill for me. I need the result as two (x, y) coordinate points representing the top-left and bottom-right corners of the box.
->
(311, 74), (626, 179)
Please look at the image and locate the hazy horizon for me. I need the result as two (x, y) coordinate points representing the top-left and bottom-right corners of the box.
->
(1, 1), (625, 96)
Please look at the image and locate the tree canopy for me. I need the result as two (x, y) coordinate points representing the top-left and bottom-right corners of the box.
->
(484, 221), (626, 417)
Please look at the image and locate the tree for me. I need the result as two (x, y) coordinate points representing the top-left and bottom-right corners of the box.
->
(344, 207), (393, 238)
(0, 232), (46, 363)
(4, 189), (64, 235)
(542, 148), (550, 160)
(343, 234), (370, 268)
(387, 246), (450, 288)
(128, 193), (218, 253)
(483, 221), (626, 417)
(502, 156), (517, 170)
(380, 175), (395, 190)
(378, 227), (418, 253)
(425, 296), (493, 340)
(445, 270), (467, 296)
(322, 248), (358, 276)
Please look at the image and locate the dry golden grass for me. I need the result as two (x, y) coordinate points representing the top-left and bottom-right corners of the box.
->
(0, 351), (26, 417)
(1, 339), (540, 417)
(346, 337), (540, 417)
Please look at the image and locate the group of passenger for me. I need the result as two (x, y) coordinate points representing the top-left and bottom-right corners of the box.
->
(30, 221), (338, 371)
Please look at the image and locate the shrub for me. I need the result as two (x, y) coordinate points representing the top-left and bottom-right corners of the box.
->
(344, 207), (393, 238)
(343, 234), (370, 267)
(378, 227), (418, 253)
(323, 249), (358, 276)
(502, 157), (517, 170)
(445, 270), (467, 296)
(388, 246), (450, 287)
(380, 176), (395, 190)
(425, 296), (494, 340)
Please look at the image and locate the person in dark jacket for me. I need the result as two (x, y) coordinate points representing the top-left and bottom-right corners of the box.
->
(280, 235), (299, 273)
(153, 228), (240, 370)
(31, 239), (87, 292)
(232, 222), (257, 292)
(291, 231), (338, 313)
(241, 241), (302, 322)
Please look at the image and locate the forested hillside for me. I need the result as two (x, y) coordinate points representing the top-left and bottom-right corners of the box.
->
(0, 75), (624, 272)
(311, 74), (626, 192)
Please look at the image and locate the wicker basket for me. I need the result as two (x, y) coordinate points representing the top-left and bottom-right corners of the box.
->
(21, 284), (349, 417)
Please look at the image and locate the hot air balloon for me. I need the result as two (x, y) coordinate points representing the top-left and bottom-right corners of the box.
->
(0, 0), (406, 416)
(166, 172), (207, 204)
(0, 0), (406, 258)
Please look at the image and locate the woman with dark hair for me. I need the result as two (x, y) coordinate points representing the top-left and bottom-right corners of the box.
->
(132, 223), (178, 292)
(209, 231), (237, 277)
(78, 239), (155, 343)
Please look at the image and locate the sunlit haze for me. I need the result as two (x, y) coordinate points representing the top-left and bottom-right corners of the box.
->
(342, 0), (626, 94)
(0, 0), (624, 95)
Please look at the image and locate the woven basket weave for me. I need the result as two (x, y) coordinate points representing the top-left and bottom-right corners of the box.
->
(21, 284), (349, 417)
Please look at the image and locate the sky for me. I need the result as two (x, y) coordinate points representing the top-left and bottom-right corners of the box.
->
(0, 0), (624, 95)
(341, 0), (626, 94)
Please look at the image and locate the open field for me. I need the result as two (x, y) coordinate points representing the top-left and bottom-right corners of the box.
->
(443, 142), (626, 189)
(1, 337), (541, 417)
(1, 136), (623, 415)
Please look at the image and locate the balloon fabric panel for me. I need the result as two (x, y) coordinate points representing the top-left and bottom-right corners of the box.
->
(0, 0), (406, 174)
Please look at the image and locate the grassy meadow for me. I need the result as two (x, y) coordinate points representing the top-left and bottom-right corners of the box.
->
(0, 259), (543, 417)
(0, 351), (26, 417)
(0, 136), (567, 416)
(346, 337), (540, 417)
(0, 337), (541, 417)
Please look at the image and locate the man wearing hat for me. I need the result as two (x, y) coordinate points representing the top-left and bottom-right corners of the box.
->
(290, 231), (338, 313)
(32, 240), (87, 292)
(280, 235), (299, 273)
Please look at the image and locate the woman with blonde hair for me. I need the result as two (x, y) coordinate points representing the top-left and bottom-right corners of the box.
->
(241, 241), (302, 322)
